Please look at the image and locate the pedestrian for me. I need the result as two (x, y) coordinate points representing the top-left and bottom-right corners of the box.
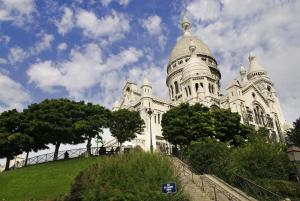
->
(64, 151), (69, 159)
(110, 147), (115, 156)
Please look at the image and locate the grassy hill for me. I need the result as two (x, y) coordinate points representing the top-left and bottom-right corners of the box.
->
(0, 157), (102, 201)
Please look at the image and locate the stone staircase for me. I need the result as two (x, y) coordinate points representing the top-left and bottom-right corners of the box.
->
(172, 157), (257, 201)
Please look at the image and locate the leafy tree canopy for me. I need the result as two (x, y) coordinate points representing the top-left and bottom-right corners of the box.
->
(162, 103), (215, 147)
(74, 102), (111, 155)
(24, 99), (82, 160)
(0, 109), (32, 170)
(162, 103), (252, 147)
(109, 109), (144, 145)
(287, 117), (300, 147)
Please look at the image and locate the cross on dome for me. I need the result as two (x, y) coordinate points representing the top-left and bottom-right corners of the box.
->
(181, 14), (191, 36)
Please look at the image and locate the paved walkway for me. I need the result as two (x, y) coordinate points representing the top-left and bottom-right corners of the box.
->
(172, 158), (212, 201)
(171, 157), (257, 201)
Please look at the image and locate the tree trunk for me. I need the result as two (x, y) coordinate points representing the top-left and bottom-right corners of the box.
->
(53, 142), (60, 161)
(87, 137), (92, 156)
(5, 157), (11, 171)
(25, 151), (29, 166)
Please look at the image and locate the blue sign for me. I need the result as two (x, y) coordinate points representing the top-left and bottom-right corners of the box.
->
(162, 182), (177, 194)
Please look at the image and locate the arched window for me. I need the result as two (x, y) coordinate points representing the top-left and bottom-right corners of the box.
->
(211, 104), (219, 110)
(170, 85), (174, 98)
(188, 86), (191, 95)
(253, 104), (265, 126)
(185, 88), (188, 96)
(212, 85), (214, 94)
(195, 83), (199, 92)
(174, 81), (179, 94)
(200, 83), (203, 88)
(208, 83), (211, 93)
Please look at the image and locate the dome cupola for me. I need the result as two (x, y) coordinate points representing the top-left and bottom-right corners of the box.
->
(141, 76), (152, 97)
(168, 15), (215, 65)
(247, 52), (266, 80)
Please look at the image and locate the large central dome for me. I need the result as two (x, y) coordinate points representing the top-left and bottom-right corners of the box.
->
(168, 15), (215, 65)
(169, 35), (214, 63)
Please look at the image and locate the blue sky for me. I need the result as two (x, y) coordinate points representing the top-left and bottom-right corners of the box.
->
(0, 0), (300, 124)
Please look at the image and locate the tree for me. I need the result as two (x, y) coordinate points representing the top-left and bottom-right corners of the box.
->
(161, 103), (214, 147)
(0, 109), (32, 170)
(109, 109), (144, 146)
(161, 104), (191, 147)
(74, 102), (111, 156)
(288, 117), (300, 147)
(212, 109), (241, 143)
(162, 104), (259, 147)
(19, 109), (49, 166)
(25, 99), (82, 160)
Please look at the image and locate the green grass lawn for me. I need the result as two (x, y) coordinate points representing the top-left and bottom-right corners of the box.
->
(0, 156), (101, 201)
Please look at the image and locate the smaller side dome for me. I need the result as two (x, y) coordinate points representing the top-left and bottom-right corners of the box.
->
(142, 77), (151, 87)
(247, 52), (266, 80)
(240, 65), (246, 75)
(182, 40), (211, 82)
(112, 100), (120, 111)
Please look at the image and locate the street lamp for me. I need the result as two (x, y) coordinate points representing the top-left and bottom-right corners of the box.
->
(146, 107), (154, 153)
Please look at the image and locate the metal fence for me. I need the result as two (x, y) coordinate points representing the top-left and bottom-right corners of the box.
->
(14, 147), (114, 168)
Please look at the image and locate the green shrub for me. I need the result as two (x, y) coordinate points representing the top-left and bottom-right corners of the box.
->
(65, 151), (188, 201)
(184, 141), (231, 177)
(225, 140), (292, 181)
(256, 179), (300, 200)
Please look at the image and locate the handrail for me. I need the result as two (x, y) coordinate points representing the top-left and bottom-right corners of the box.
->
(231, 173), (285, 201)
(173, 157), (250, 201)
(174, 156), (287, 201)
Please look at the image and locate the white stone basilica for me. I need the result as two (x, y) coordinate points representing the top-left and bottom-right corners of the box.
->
(109, 16), (289, 151)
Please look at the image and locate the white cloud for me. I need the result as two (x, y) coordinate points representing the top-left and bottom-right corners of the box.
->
(100, 0), (112, 6)
(119, 0), (131, 6)
(187, 0), (221, 22)
(76, 9), (130, 42)
(8, 46), (28, 65)
(0, 0), (36, 25)
(0, 73), (30, 112)
(0, 35), (10, 45)
(142, 15), (163, 35)
(0, 57), (7, 65)
(106, 47), (143, 71)
(56, 7), (74, 35)
(27, 61), (62, 93)
(57, 42), (68, 51)
(100, 0), (131, 7)
(32, 33), (54, 54)
(141, 15), (167, 49)
(127, 63), (168, 99)
(186, 0), (300, 122)
(7, 33), (53, 65)
(27, 43), (143, 100)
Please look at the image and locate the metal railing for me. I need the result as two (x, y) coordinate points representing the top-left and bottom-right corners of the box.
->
(13, 147), (114, 169)
(174, 156), (288, 201)
(173, 157), (250, 201)
(229, 173), (285, 201)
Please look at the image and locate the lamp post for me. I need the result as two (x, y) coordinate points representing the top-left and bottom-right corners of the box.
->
(146, 107), (154, 153)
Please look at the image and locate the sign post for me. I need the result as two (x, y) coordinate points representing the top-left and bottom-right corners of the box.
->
(162, 182), (177, 194)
